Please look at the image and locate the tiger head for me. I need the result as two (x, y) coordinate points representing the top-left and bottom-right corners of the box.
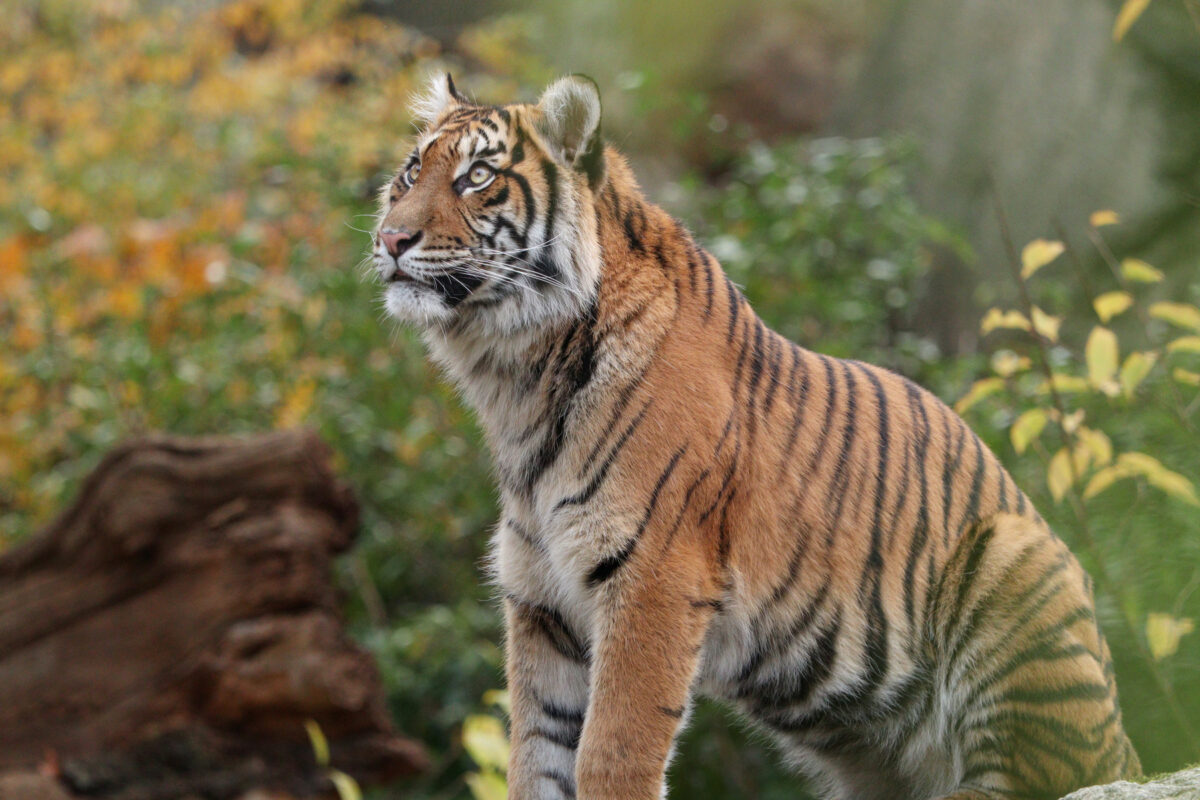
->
(372, 74), (607, 336)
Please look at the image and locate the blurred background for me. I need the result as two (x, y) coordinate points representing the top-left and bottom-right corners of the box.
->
(2, 0), (1199, 798)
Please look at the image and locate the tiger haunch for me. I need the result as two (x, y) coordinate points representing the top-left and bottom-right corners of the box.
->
(371, 74), (1140, 800)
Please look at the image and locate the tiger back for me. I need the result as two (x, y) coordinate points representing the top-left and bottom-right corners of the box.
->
(371, 73), (1140, 800)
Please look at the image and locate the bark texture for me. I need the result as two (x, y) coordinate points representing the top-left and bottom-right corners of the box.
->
(0, 430), (426, 799)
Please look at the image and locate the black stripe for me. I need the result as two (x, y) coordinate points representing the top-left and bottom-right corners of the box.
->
(586, 446), (687, 585)
(957, 433), (988, 536)
(902, 382), (932, 635)
(558, 402), (651, 509)
(725, 278), (740, 343)
(508, 595), (590, 664)
(941, 417), (967, 545)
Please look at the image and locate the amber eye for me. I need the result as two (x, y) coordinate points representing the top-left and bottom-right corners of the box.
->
(404, 161), (421, 185)
(467, 163), (493, 186)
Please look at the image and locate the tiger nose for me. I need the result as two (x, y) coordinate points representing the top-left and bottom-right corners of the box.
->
(379, 228), (422, 258)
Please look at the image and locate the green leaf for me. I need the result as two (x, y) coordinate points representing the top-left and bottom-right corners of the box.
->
(1146, 612), (1194, 661)
(1120, 258), (1164, 283)
(463, 715), (510, 773)
(1150, 302), (1200, 333)
(1085, 326), (1119, 394)
(1031, 306), (1061, 342)
(1020, 239), (1064, 279)
(1119, 351), (1157, 398)
(1093, 291), (1133, 323)
(1010, 408), (1048, 454)
(980, 308), (1030, 335)
(1114, 0), (1154, 41)
(1167, 336), (1200, 355)
(305, 719), (330, 768)
(955, 377), (1005, 414)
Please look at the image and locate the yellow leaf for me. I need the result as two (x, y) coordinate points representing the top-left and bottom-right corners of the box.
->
(276, 378), (317, 429)
(1121, 258), (1164, 283)
(1077, 427), (1113, 467)
(1031, 306), (1062, 342)
(955, 377), (1005, 414)
(1093, 291), (1133, 323)
(328, 770), (364, 800)
(1010, 408), (1048, 454)
(305, 719), (330, 767)
(1146, 612), (1194, 660)
(991, 350), (1032, 378)
(1149, 302), (1200, 333)
(1060, 408), (1086, 435)
(482, 689), (511, 713)
(1117, 452), (1200, 506)
(1047, 447), (1074, 502)
(1167, 336), (1200, 355)
(1120, 351), (1158, 398)
(980, 308), (1031, 335)
(1173, 367), (1200, 387)
(1037, 374), (1091, 394)
(1020, 239), (1065, 279)
(1085, 326), (1119, 392)
(1089, 210), (1121, 227)
(1084, 464), (1133, 499)
(462, 715), (510, 773)
(1114, 0), (1154, 41)
(466, 771), (509, 800)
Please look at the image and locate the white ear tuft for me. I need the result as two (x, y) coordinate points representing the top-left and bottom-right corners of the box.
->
(536, 75), (603, 172)
(409, 72), (466, 126)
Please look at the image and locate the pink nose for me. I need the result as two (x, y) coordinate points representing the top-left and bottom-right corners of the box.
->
(379, 229), (421, 258)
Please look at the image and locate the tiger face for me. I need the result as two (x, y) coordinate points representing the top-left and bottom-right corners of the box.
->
(372, 74), (607, 335)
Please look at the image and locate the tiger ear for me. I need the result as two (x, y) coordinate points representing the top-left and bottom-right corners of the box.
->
(536, 75), (605, 188)
(410, 72), (468, 126)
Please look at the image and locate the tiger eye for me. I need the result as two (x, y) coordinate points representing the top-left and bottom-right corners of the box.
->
(469, 164), (493, 185)
(405, 161), (421, 184)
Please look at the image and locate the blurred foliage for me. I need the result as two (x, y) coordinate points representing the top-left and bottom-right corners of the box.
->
(681, 135), (972, 387)
(957, 211), (1200, 771)
(2, 2), (1199, 799)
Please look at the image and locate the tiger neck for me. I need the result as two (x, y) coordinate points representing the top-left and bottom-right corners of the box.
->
(429, 163), (700, 502)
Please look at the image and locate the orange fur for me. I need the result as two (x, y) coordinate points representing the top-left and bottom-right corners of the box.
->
(371, 75), (1139, 800)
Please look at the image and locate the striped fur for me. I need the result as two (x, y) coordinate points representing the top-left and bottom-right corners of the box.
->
(371, 75), (1140, 800)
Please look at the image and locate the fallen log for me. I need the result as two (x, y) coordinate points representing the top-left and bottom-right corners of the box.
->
(0, 430), (427, 799)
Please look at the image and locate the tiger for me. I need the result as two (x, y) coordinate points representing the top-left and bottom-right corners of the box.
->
(370, 73), (1141, 800)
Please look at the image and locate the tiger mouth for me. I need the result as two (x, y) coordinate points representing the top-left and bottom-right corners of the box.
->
(388, 267), (418, 284)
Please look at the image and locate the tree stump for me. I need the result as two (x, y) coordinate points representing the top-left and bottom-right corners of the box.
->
(0, 431), (427, 799)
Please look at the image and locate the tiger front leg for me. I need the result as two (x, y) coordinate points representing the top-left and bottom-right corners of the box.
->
(505, 595), (592, 800)
(575, 542), (718, 800)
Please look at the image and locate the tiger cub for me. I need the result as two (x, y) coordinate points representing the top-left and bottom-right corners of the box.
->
(371, 74), (1140, 800)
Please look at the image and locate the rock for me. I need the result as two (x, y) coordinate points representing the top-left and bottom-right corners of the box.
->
(1060, 766), (1200, 799)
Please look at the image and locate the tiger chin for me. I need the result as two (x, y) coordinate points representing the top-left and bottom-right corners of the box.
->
(370, 73), (1141, 800)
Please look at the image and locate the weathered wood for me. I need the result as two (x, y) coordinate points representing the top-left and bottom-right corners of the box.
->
(0, 431), (426, 799)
